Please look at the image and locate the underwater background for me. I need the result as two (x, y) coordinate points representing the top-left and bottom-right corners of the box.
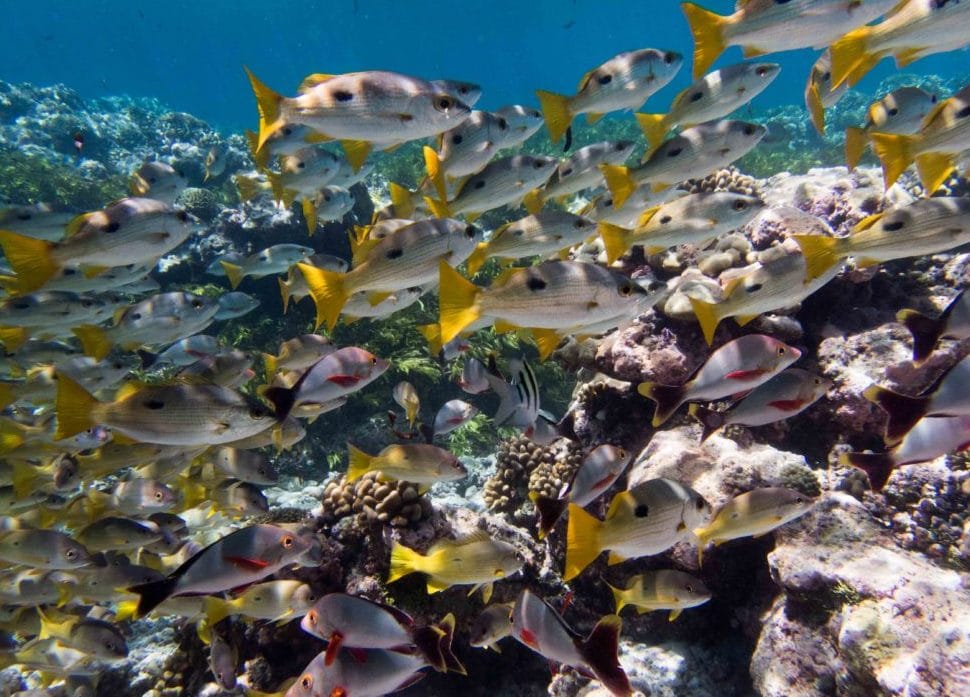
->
(0, 0), (968, 696)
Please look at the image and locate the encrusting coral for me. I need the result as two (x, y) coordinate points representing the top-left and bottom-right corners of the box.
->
(319, 472), (431, 528)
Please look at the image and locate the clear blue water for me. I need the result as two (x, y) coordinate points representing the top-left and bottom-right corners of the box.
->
(4, 0), (966, 132)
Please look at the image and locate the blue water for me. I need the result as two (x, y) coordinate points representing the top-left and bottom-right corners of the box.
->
(4, 0), (966, 132)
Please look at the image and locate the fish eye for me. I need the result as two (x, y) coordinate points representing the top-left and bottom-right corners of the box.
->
(615, 142), (626, 150)
(497, 118), (508, 130)
(603, 198), (613, 207)
(147, 177), (157, 184)
(65, 549), (77, 560)
(191, 299), (203, 308)
(154, 491), (163, 501)
(451, 133), (463, 145)
(283, 127), (293, 136)
(666, 147), (683, 158)
(281, 534), (295, 548)
(533, 159), (546, 169)
(370, 356), (378, 364)
(64, 268), (77, 276)
(685, 584), (694, 593)
(573, 219), (586, 228)
(306, 609), (318, 625)
(300, 674), (313, 690)
(333, 89), (354, 102)
(756, 66), (768, 77)
(743, 124), (757, 136)
(435, 96), (455, 111)
(888, 107), (899, 117)
(956, 105), (970, 119)
(597, 73), (613, 86)
(777, 347), (786, 355)
(324, 193), (331, 202)
(822, 71), (831, 81)
(105, 221), (121, 233)
(619, 284), (634, 297)
(733, 200), (748, 210)
(634, 503), (649, 517)
(297, 161), (306, 169)
(618, 449), (627, 458)
(465, 225), (477, 238)
(131, 312), (142, 320)
(696, 498), (705, 510)
(664, 52), (676, 64)
(689, 91), (703, 103)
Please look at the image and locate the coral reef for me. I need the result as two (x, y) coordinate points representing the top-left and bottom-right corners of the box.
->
(681, 166), (763, 198)
(319, 472), (432, 528)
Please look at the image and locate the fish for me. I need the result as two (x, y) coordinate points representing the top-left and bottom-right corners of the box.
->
(203, 145), (227, 182)
(682, 0), (899, 79)
(299, 218), (482, 329)
(870, 84), (970, 193)
(388, 532), (522, 601)
(433, 399), (479, 436)
(177, 349), (255, 388)
(130, 161), (188, 204)
(458, 356), (489, 394)
(465, 210), (599, 275)
(127, 523), (309, 617)
(284, 647), (429, 697)
(484, 358), (541, 430)
(214, 291), (260, 320)
(35, 610), (128, 659)
(608, 569), (711, 620)
(694, 487), (816, 564)
(262, 346), (388, 421)
(305, 185), (355, 233)
(530, 141), (637, 206)
(638, 334), (801, 427)
(805, 49), (849, 135)
(564, 477), (712, 581)
(0, 203), (75, 241)
(511, 589), (631, 697)
(690, 368), (830, 442)
(278, 255), (349, 312)
(244, 123), (323, 170)
(601, 120), (766, 207)
(794, 197), (970, 282)
(433, 79), (482, 107)
(438, 260), (651, 348)
(208, 629), (237, 690)
(263, 334), (335, 376)
(0, 262), (155, 296)
(204, 579), (317, 625)
(1, 637), (102, 676)
(346, 443), (466, 484)
(300, 593), (462, 673)
(844, 86), (938, 170)
(532, 444), (632, 538)
(897, 290), (970, 364)
(582, 183), (682, 228)
(209, 478), (269, 516)
(468, 603), (513, 653)
(55, 374), (279, 446)
(536, 48), (683, 143)
(491, 104), (545, 148)
(111, 478), (178, 515)
(246, 67), (472, 170)
(0, 529), (93, 569)
(424, 111), (512, 197)
(829, 0), (970, 89)
(341, 286), (424, 323)
(636, 62), (780, 149)
(392, 380), (421, 427)
(207, 447), (278, 485)
(216, 244), (314, 290)
(598, 191), (764, 264)
(138, 334), (221, 369)
(75, 516), (163, 552)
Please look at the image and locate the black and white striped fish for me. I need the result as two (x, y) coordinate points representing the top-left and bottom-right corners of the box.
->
(486, 357), (539, 430)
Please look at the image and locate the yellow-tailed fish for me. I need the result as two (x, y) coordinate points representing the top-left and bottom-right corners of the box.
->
(278, 254), (348, 312)
(216, 244), (314, 290)
(492, 104), (545, 148)
(530, 140), (636, 207)
(608, 569), (711, 620)
(392, 380), (421, 427)
(0, 529), (93, 569)
(582, 183), (682, 228)
(0, 202), (74, 241)
(425, 111), (512, 198)
(35, 609), (128, 659)
(805, 49), (849, 135)
(130, 161), (188, 204)
(244, 123), (321, 171)
(205, 579), (317, 625)
(75, 516), (163, 552)
(345, 442), (466, 484)
(262, 333), (334, 376)
(208, 447), (278, 485)
(341, 286), (424, 323)
(845, 86), (939, 169)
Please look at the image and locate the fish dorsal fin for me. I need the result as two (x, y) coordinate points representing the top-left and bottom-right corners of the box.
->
(605, 490), (632, 520)
(920, 96), (951, 131)
(452, 529), (492, 546)
(577, 70), (596, 93)
(65, 212), (94, 237)
(490, 267), (520, 289)
(113, 381), (146, 402)
(297, 73), (335, 94)
(721, 275), (744, 298)
(635, 206), (661, 228)
(852, 213), (883, 232)
(490, 222), (513, 242)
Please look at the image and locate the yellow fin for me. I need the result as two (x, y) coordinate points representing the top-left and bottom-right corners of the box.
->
(417, 323), (444, 356)
(535, 90), (573, 144)
(522, 189), (544, 215)
(301, 198), (318, 236)
(586, 112), (604, 125)
(598, 222), (633, 265)
(437, 260), (482, 345)
(828, 26), (873, 89)
(793, 234), (842, 282)
(388, 541), (423, 584)
(278, 278), (292, 314)
(530, 328), (562, 361)
(844, 127), (869, 170)
(82, 265), (109, 278)
(869, 132), (918, 190)
(220, 261), (245, 290)
(346, 443), (373, 482)
(689, 296), (721, 346)
(54, 373), (99, 441)
(368, 291), (392, 306)
(734, 313), (759, 327)
(600, 165), (635, 208)
(297, 72), (335, 93)
(0, 326), (28, 353)
(244, 66), (286, 152)
(235, 174), (265, 202)
(894, 47), (923, 69)
(297, 262), (348, 330)
(608, 583), (627, 614)
(0, 230), (58, 293)
(668, 608), (682, 622)
(244, 131), (270, 171)
(564, 503), (602, 581)
(389, 182), (415, 219)
(806, 83), (826, 135)
(853, 213), (883, 232)
(464, 242), (490, 276)
(682, 2), (728, 79)
(425, 196), (451, 219)
(340, 139), (372, 172)
(635, 113), (668, 151)
(203, 597), (233, 627)
(424, 146), (447, 202)
(915, 152), (955, 195)
(72, 324), (112, 361)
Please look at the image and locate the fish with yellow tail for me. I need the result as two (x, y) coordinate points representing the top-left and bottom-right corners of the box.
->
(805, 49), (848, 135)
(244, 67), (471, 170)
(0, 198), (195, 293)
(392, 380), (421, 427)
(694, 487), (816, 565)
(793, 197), (970, 282)
(529, 141), (636, 209)
(511, 589), (632, 697)
(0, 202), (74, 241)
(214, 244), (314, 290)
(608, 569), (711, 621)
(638, 334), (800, 427)
(601, 120), (765, 207)
(387, 532), (522, 602)
(897, 291), (970, 365)
(203, 579), (317, 626)
(284, 647), (431, 697)
(298, 218), (481, 330)
(262, 334), (334, 377)
(636, 62), (779, 150)
(844, 86), (938, 170)
(828, 0), (970, 90)
(564, 478), (711, 581)
(492, 104), (545, 147)
(869, 83), (970, 193)
(130, 161), (188, 204)
(34, 608), (128, 659)
(681, 0), (898, 80)
(345, 442), (467, 484)
(536, 48), (682, 144)
(0, 529), (93, 570)
(278, 255), (347, 312)
(424, 111), (510, 199)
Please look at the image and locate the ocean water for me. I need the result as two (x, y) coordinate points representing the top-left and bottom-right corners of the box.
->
(1, 1), (970, 697)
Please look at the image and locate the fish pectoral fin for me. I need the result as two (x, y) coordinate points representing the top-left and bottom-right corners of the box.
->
(668, 609), (682, 622)
(224, 555), (270, 571)
(214, 421), (232, 434)
(606, 551), (626, 565)
(426, 579), (450, 594)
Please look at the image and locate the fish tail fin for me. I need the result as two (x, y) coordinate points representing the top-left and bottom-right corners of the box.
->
(862, 385), (927, 445)
(829, 26), (873, 89)
(637, 381), (686, 428)
(438, 260), (482, 345)
(423, 146), (448, 202)
(387, 541), (423, 583)
(635, 113), (668, 151)
(806, 83), (826, 135)
(597, 222), (633, 265)
(896, 308), (943, 364)
(0, 326), (28, 353)
(412, 623), (447, 673)
(340, 139), (372, 172)
(533, 495), (567, 540)
(0, 382), (18, 411)
(389, 182), (416, 219)
(72, 324), (112, 361)
(235, 174), (264, 202)
(599, 165), (636, 208)
(0, 230), (59, 293)
(301, 197), (318, 236)
(220, 261), (245, 290)
(535, 90), (573, 144)
(261, 386), (296, 422)
(416, 323), (445, 356)
(869, 132), (918, 190)
(54, 372), (99, 441)
(243, 66), (286, 152)
(564, 503), (603, 581)
(278, 278), (292, 314)
(844, 127), (869, 170)
(523, 189), (544, 215)
(607, 582), (627, 614)
(345, 443), (373, 482)
(244, 131), (270, 171)
(204, 597), (232, 627)
(792, 234), (842, 282)
(436, 613), (465, 675)
(688, 403), (725, 443)
(424, 196), (451, 219)
(114, 600), (138, 622)
(688, 295), (721, 346)
(579, 614), (631, 697)
(839, 451), (894, 491)
(297, 262), (348, 330)
(262, 352), (278, 377)
(914, 152), (955, 196)
(128, 576), (180, 619)
(11, 462), (38, 499)
(682, 2), (728, 79)
(464, 243), (490, 276)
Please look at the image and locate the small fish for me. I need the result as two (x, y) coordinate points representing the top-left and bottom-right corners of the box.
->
(682, 0), (898, 79)
(203, 145), (227, 182)
(111, 478), (178, 515)
(845, 86), (938, 169)
(178, 349), (255, 388)
(536, 48), (683, 143)
(897, 290), (970, 364)
(341, 286), (425, 322)
(0, 529), (93, 569)
(636, 62), (780, 150)
(608, 569), (711, 621)
(305, 185), (355, 234)
(4, 637), (102, 676)
(284, 647), (430, 697)
(205, 579), (317, 625)
(804, 49), (848, 135)
(211, 478), (269, 516)
(491, 104), (545, 148)
(694, 487), (816, 564)
(226, 415), (306, 450)
(433, 79), (482, 107)
(468, 603), (513, 653)
(691, 368), (831, 442)
(36, 610), (128, 659)
(583, 184), (681, 228)
(76, 516), (162, 552)
(244, 123), (322, 170)
(263, 334), (335, 376)
(638, 334), (801, 427)
(346, 442), (466, 484)
(128, 523), (309, 617)
(485, 358), (541, 430)
(564, 477), (711, 581)
(388, 532), (522, 602)
(139, 334), (222, 369)
(393, 380), (421, 427)
(425, 111), (512, 197)
(0, 203), (75, 242)
(215, 291), (260, 320)
(208, 629), (238, 690)
(129, 161), (188, 204)
(279, 255), (349, 313)
(794, 197), (970, 282)
(598, 191), (764, 264)
(73, 131), (84, 154)
(208, 447), (278, 485)
(511, 590), (631, 697)
(458, 357), (489, 394)
(433, 399), (479, 436)
(531, 141), (637, 205)
(217, 244), (314, 290)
